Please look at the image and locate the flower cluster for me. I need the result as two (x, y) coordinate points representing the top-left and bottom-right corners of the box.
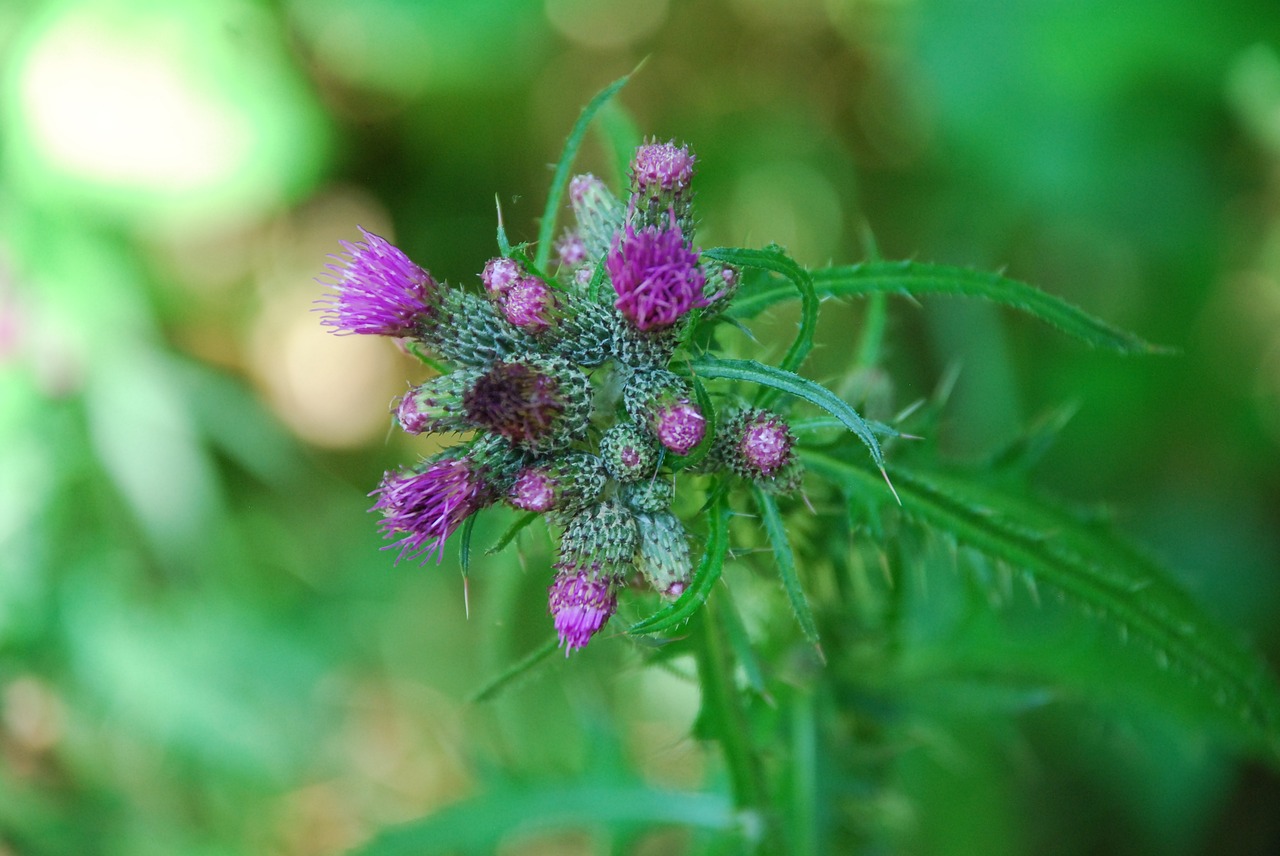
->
(320, 141), (801, 653)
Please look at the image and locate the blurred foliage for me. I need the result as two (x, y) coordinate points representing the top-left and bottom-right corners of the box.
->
(2, 0), (1280, 854)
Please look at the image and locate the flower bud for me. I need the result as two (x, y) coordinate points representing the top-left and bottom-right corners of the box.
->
(500, 276), (559, 334)
(620, 476), (674, 513)
(549, 500), (639, 652)
(396, 368), (485, 435)
(716, 408), (802, 493)
(480, 256), (522, 297)
(623, 369), (707, 455)
(508, 452), (606, 515)
(422, 288), (534, 366)
(628, 140), (697, 236)
(599, 422), (660, 482)
(634, 511), (692, 599)
(569, 173), (626, 262)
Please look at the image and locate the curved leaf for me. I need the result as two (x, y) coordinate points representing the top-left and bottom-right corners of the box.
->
(753, 486), (820, 651)
(534, 70), (635, 270)
(730, 259), (1166, 354)
(690, 356), (884, 469)
(703, 246), (818, 394)
(802, 449), (1280, 761)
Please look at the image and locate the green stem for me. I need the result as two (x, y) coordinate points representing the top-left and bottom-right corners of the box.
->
(692, 601), (766, 813)
(855, 292), (887, 369)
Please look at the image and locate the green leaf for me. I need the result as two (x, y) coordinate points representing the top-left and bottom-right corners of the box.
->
(469, 635), (559, 704)
(753, 486), (821, 651)
(730, 260), (1167, 354)
(485, 511), (539, 556)
(630, 491), (730, 635)
(534, 70), (635, 271)
(703, 246), (818, 397)
(801, 449), (1280, 761)
(352, 781), (740, 855)
(690, 356), (886, 471)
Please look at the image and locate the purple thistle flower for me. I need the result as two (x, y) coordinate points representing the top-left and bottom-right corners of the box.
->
(631, 141), (696, 193)
(548, 570), (617, 654)
(481, 257), (522, 297)
(740, 415), (793, 476)
(501, 277), (557, 332)
(371, 458), (489, 563)
(319, 227), (436, 336)
(607, 221), (708, 332)
(655, 400), (706, 455)
(510, 467), (556, 512)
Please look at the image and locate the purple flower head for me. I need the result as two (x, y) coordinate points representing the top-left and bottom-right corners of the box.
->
(371, 458), (489, 563)
(501, 277), (557, 332)
(481, 257), (522, 297)
(510, 467), (556, 512)
(655, 400), (706, 455)
(740, 414), (793, 476)
(555, 230), (587, 268)
(548, 570), (617, 654)
(319, 227), (436, 336)
(631, 141), (696, 194)
(607, 221), (708, 332)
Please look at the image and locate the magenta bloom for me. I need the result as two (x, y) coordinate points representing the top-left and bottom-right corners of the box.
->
(607, 222), (708, 332)
(631, 141), (696, 193)
(371, 459), (488, 563)
(655, 400), (706, 455)
(548, 570), (617, 653)
(509, 467), (556, 512)
(481, 257), (522, 297)
(740, 415), (793, 476)
(501, 277), (557, 332)
(319, 227), (436, 336)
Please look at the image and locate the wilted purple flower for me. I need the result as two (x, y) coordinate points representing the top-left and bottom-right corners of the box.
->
(631, 141), (696, 193)
(655, 400), (706, 455)
(481, 257), (522, 297)
(319, 227), (436, 336)
(462, 357), (591, 452)
(501, 277), (557, 332)
(607, 221), (708, 332)
(371, 458), (489, 563)
(548, 570), (618, 653)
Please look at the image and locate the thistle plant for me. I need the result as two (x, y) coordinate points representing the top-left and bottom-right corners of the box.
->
(322, 77), (1280, 852)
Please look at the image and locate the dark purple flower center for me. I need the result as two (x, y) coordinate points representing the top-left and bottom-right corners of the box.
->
(464, 362), (564, 444)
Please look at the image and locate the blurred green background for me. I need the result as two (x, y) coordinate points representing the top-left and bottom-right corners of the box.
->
(2, 0), (1279, 853)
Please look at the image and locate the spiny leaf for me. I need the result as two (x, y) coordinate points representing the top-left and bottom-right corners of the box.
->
(802, 449), (1280, 761)
(485, 511), (539, 556)
(534, 69), (636, 271)
(352, 781), (740, 855)
(753, 486), (821, 651)
(630, 491), (730, 635)
(703, 246), (818, 402)
(730, 259), (1166, 354)
(690, 356), (885, 470)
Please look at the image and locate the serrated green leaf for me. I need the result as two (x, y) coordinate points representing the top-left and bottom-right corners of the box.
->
(802, 449), (1280, 761)
(352, 780), (740, 855)
(753, 486), (821, 650)
(630, 491), (729, 635)
(703, 246), (818, 402)
(534, 70), (635, 271)
(690, 356), (885, 470)
(730, 260), (1166, 354)
(485, 511), (539, 556)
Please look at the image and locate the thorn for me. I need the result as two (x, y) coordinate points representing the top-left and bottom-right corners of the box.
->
(463, 576), (471, 619)
(801, 489), (816, 514)
(879, 465), (902, 506)
(494, 194), (505, 228)
(813, 641), (828, 666)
